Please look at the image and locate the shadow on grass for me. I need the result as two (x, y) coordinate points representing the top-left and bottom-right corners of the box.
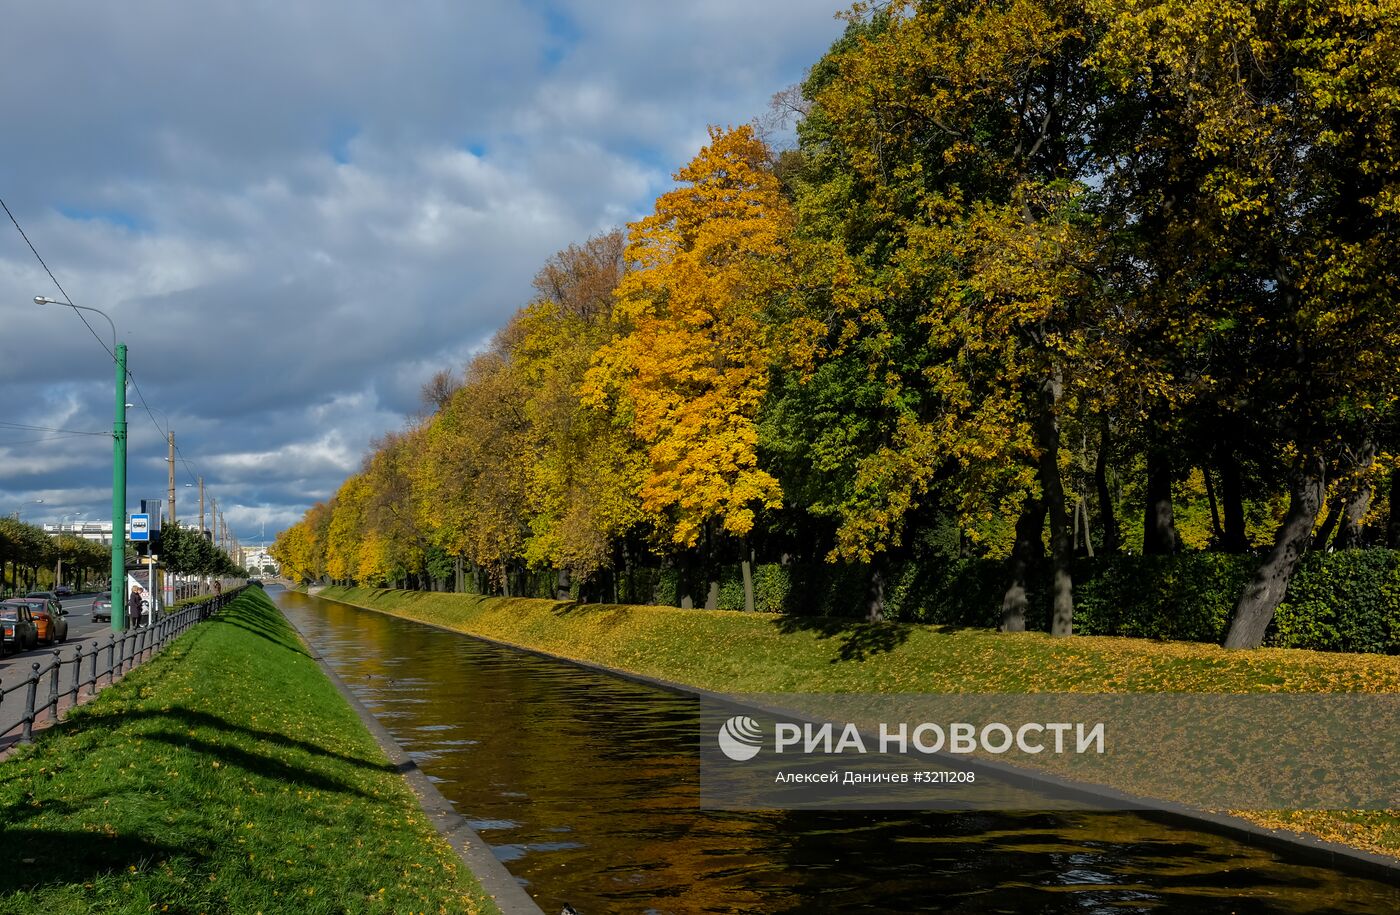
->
(60, 706), (395, 776)
(774, 616), (913, 663)
(0, 830), (189, 894)
(208, 616), (309, 657)
(141, 731), (376, 797)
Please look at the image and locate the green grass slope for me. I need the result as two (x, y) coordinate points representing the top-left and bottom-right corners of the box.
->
(0, 587), (500, 915)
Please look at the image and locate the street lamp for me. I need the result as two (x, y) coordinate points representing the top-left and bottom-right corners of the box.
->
(55, 512), (86, 589)
(9, 498), (43, 520)
(34, 295), (127, 631)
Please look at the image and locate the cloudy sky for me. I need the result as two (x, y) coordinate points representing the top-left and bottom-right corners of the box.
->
(0, 1), (845, 545)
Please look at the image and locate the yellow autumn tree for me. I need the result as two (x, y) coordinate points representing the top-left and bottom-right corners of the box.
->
(585, 125), (790, 551)
(324, 474), (370, 583)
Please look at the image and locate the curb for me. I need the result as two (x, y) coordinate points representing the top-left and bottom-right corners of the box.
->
(320, 589), (1400, 888)
(280, 609), (545, 915)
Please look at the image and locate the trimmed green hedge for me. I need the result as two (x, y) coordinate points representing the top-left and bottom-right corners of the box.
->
(1271, 550), (1400, 654)
(726, 550), (1400, 654)
(492, 548), (1400, 655)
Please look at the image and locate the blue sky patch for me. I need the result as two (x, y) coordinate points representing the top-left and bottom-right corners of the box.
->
(56, 205), (147, 232)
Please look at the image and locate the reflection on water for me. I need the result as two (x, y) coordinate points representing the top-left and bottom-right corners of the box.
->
(272, 589), (1400, 914)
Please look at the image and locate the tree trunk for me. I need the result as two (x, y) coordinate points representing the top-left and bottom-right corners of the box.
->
(1079, 497), (1094, 558)
(1094, 418), (1119, 554)
(1000, 494), (1046, 632)
(678, 552), (695, 609)
(555, 566), (572, 601)
(1334, 442), (1376, 550)
(1218, 448), (1250, 552)
(1039, 374), (1073, 637)
(1142, 446), (1179, 555)
(1334, 484), (1373, 550)
(1072, 499), (1081, 553)
(867, 564), (886, 622)
(1223, 457), (1325, 649)
(703, 522), (719, 610)
(741, 544), (755, 613)
(1313, 497), (1343, 551)
(1203, 465), (1224, 545)
(619, 539), (632, 604)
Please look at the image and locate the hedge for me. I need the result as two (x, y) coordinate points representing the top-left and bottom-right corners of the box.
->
(466, 548), (1400, 655)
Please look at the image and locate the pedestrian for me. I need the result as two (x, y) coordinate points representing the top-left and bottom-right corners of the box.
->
(127, 585), (146, 628)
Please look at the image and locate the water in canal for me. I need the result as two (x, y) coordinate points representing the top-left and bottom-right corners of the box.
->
(272, 588), (1400, 914)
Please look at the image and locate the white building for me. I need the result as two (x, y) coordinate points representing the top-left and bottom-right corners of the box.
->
(43, 521), (212, 545)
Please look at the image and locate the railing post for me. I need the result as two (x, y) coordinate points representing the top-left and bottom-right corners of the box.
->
(46, 650), (61, 720)
(89, 640), (98, 695)
(21, 662), (40, 744)
(105, 635), (115, 685)
(71, 642), (83, 704)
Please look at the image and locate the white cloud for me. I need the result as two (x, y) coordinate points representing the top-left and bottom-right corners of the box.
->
(0, 1), (845, 540)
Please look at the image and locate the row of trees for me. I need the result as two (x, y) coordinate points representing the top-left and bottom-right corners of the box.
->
(0, 517), (246, 597)
(158, 523), (248, 580)
(0, 517), (114, 594)
(274, 0), (1400, 648)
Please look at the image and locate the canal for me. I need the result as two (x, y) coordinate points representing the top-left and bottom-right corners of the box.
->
(271, 588), (1400, 914)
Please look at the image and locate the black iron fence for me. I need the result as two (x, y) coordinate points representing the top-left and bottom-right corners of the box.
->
(0, 586), (245, 746)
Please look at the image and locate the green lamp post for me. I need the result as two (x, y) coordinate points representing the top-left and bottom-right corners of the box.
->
(35, 296), (127, 631)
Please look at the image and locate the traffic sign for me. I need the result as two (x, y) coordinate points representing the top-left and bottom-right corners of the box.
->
(130, 513), (150, 541)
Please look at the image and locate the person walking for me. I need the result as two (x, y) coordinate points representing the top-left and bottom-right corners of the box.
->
(127, 585), (147, 628)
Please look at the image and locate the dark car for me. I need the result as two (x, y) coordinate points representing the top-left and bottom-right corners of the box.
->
(25, 591), (58, 602)
(0, 602), (39, 654)
(5, 598), (67, 645)
(54, 585), (74, 598)
(92, 592), (113, 623)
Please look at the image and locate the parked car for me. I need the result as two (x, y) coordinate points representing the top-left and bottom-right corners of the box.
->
(25, 591), (58, 601)
(54, 585), (74, 598)
(5, 598), (67, 644)
(92, 592), (112, 623)
(0, 602), (39, 654)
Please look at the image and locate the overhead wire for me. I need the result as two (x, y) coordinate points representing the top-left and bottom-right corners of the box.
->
(2, 196), (233, 537)
(0, 419), (108, 436)
(0, 196), (117, 364)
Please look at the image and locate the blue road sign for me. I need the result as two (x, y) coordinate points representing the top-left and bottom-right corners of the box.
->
(130, 513), (150, 542)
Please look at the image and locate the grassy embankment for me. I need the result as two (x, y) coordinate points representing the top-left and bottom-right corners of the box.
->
(319, 584), (1400, 861)
(0, 587), (500, 915)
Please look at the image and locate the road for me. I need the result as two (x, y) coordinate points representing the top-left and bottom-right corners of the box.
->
(0, 592), (140, 740)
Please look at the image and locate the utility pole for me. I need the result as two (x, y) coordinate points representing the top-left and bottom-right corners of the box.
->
(167, 431), (176, 526)
(210, 497), (217, 543)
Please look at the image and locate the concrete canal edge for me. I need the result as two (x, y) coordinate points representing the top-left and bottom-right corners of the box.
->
(281, 611), (545, 915)
(315, 589), (1400, 888)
